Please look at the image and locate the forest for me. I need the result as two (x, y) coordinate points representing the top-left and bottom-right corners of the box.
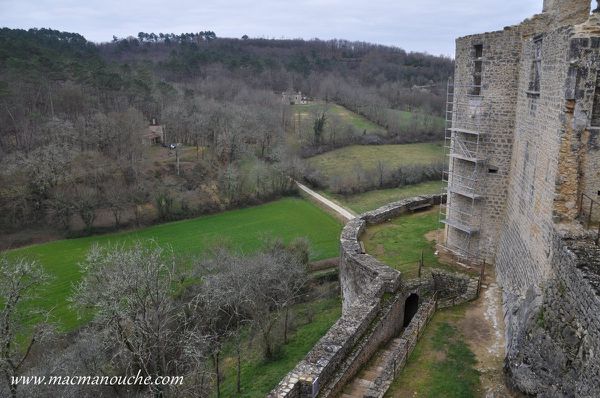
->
(0, 28), (452, 245)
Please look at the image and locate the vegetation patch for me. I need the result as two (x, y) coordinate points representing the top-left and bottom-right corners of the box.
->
(294, 102), (385, 134)
(385, 305), (481, 398)
(5, 198), (342, 330)
(361, 208), (447, 278)
(217, 296), (341, 398)
(304, 143), (444, 195)
(307, 143), (443, 181)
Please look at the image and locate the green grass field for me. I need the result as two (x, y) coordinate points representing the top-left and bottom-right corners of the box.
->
(361, 208), (448, 279)
(306, 143), (443, 181)
(293, 102), (385, 134)
(385, 305), (481, 398)
(385, 108), (445, 133)
(325, 181), (443, 214)
(5, 197), (342, 330)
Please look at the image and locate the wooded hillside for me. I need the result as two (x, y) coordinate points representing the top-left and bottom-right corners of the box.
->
(0, 28), (453, 239)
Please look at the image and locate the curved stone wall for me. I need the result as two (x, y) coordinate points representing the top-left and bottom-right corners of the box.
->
(268, 195), (478, 398)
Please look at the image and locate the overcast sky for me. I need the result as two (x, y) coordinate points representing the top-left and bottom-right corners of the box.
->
(0, 0), (543, 57)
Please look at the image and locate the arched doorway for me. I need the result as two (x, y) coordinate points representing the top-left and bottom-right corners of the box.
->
(403, 293), (419, 327)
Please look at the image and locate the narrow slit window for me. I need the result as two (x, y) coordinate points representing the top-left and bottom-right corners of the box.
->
(591, 71), (600, 127)
(472, 44), (483, 95)
(529, 38), (542, 94)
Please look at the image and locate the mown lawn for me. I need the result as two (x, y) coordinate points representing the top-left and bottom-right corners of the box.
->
(385, 305), (481, 398)
(293, 102), (384, 134)
(361, 208), (450, 278)
(306, 143), (443, 181)
(4, 197), (342, 330)
(217, 296), (342, 398)
(324, 181), (444, 214)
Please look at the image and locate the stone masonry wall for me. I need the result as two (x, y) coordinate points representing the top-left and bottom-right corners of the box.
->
(450, 28), (522, 264)
(504, 234), (600, 397)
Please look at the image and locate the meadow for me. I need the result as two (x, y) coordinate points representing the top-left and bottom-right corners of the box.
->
(306, 143), (444, 181)
(385, 108), (445, 134)
(5, 197), (342, 330)
(293, 102), (385, 134)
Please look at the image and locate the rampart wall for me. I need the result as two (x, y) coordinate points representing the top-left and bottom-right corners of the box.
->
(269, 196), (478, 398)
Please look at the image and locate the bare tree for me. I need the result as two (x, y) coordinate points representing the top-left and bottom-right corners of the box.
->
(72, 243), (211, 398)
(243, 242), (309, 359)
(0, 257), (53, 398)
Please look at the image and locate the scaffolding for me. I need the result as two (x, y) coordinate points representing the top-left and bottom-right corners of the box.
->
(438, 81), (489, 264)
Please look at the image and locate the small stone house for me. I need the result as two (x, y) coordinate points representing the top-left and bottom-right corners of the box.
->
(144, 118), (165, 145)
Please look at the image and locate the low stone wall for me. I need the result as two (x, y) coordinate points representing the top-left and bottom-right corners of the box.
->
(268, 195), (477, 398)
(431, 270), (479, 308)
(364, 297), (437, 398)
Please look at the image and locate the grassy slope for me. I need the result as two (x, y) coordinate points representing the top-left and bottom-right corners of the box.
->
(325, 181), (443, 214)
(5, 197), (342, 330)
(293, 102), (385, 134)
(385, 108), (445, 132)
(306, 143), (443, 180)
(218, 297), (341, 398)
(385, 305), (481, 398)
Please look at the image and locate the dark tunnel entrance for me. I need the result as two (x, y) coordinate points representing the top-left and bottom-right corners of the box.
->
(403, 293), (419, 327)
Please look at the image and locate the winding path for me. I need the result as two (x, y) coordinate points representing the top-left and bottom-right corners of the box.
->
(295, 181), (356, 221)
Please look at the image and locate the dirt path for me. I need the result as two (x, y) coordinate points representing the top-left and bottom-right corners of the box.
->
(458, 265), (512, 398)
(295, 181), (356, 221)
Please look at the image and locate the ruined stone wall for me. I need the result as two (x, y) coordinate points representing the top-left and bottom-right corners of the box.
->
(495, 26), (574, 298)
(269, 196), (478, 398)
(504, 234), (600, 397)
(570, 28), (600, 222)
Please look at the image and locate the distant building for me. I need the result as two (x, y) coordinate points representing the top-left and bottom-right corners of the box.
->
(282, 91), (308, 105)
(144, 118), (164, 145)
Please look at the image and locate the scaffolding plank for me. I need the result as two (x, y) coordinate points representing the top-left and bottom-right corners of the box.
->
(449, 153), (484, 163)
(448, 186), (482, 199)
(441, 218), (478, 234)
(449, 127), (481, 135)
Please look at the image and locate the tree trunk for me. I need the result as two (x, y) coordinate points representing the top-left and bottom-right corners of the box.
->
(214, 352), (221, 398)
(236, 344), (241, 393)
(284, 307), (290, 344)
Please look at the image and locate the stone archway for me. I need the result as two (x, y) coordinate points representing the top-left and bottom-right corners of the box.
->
(403, 293), (419, 327)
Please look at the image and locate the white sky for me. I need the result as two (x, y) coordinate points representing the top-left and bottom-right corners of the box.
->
(0, 0), (544, 57)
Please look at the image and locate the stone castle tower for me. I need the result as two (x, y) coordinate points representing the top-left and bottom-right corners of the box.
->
(442, 0), (600, 394)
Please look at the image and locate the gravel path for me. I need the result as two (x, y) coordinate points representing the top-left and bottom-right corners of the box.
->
(296, 181), (356, 221)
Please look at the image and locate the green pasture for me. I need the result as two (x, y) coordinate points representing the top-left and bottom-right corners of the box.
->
(306, 143), (444, 181)
(293, 102), (385, 134)
(4, 197), (342, 330)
